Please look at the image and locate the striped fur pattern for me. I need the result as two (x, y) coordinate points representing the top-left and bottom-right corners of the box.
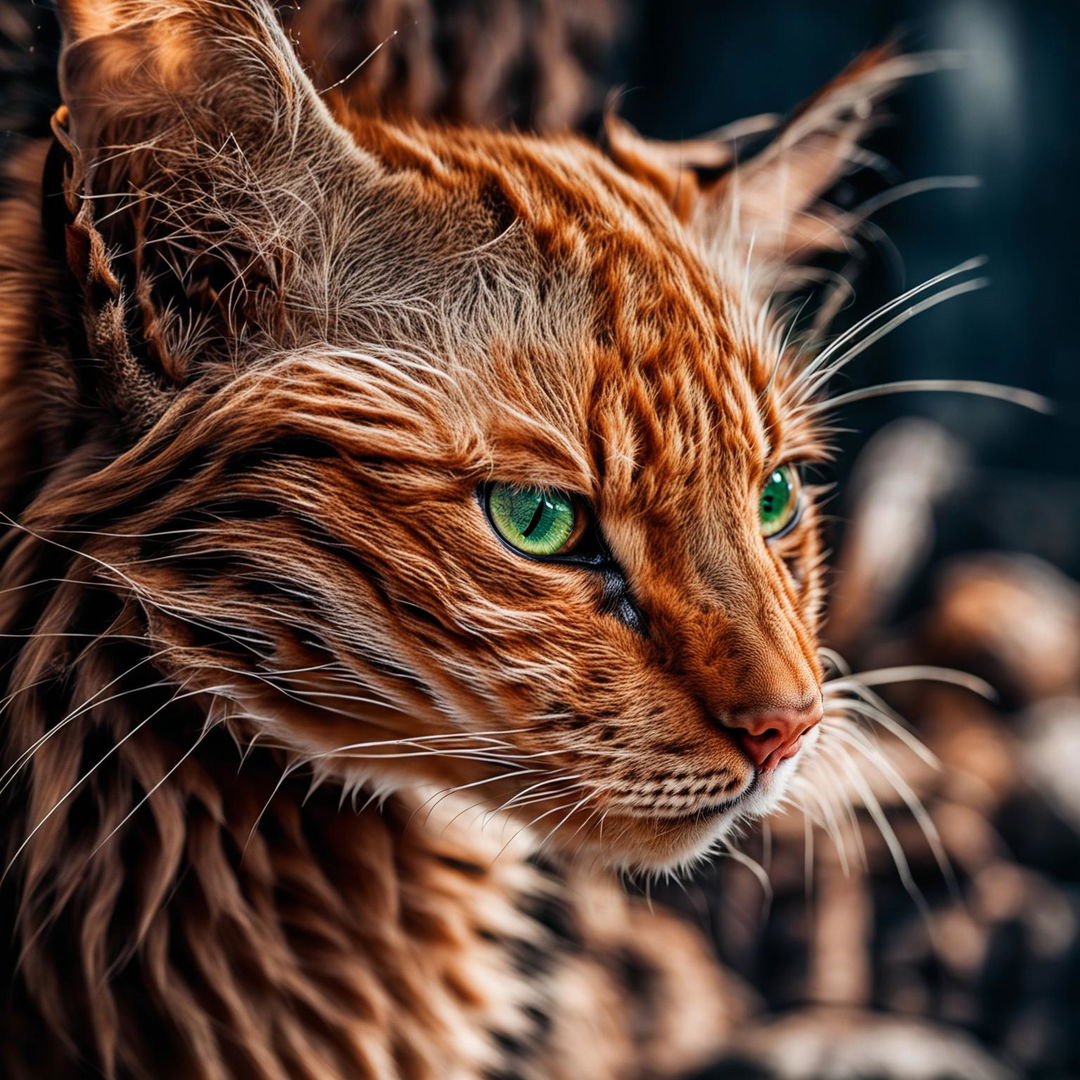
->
(0, 1), (914, 1076)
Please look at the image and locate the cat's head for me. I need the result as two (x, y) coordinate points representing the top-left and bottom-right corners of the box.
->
(41, 0), (903, 869)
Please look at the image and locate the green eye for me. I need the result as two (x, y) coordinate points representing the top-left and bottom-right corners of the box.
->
(486, 484), (578, 557)
(759, 465), (800, 538)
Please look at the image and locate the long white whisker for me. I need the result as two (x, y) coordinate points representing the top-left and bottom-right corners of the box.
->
(810, 753), (868, 872)
(793, 778), (852, 876)
(830, 743), (931, 922)
(831, 726), (956, 895)
(88, 726), (214, 859)
(718, 844), (774, 912)
(494, 796), (586, 862)
(792, 278), (990, 406)
(807, 378), (1052, 416)
(419, 768), (546, 827)
(0, 647), (180, 797)
(826, 664), (996, 699)
(535, 793), (594, 853)
(3, 681), (223, 883)
(824, 695), (939, 768)
(492, 773), (582, 815)
(789, 257), (986, 392)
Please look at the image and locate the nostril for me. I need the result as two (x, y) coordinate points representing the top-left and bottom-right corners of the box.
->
(740, 728), (781, 755)
(726, 700), (822, 771)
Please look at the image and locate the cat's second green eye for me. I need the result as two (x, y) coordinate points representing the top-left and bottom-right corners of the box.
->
(486, 484), (578, 557)
(759, 465), (800, 538)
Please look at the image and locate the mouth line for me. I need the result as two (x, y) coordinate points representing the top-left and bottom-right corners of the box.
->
(643, 775), (765, 825)
(648, 798), (741, 825)
(666, 806), (730, 825)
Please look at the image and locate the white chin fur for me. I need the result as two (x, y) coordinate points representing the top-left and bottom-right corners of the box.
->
(683, 724), (824, 864)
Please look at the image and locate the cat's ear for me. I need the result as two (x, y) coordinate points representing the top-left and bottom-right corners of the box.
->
(51, 0), (363, 418)
(607, 47), (911, 268)
(603, 111), (778, 221)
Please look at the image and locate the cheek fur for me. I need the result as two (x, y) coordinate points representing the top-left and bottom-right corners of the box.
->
(76, 390), (827, 874)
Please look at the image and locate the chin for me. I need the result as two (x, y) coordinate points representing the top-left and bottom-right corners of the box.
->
(575, 746), (816, 874)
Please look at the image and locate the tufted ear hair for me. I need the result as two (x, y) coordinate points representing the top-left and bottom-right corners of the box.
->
(606, 47), (924, 273)
(50, 0), (368, 421)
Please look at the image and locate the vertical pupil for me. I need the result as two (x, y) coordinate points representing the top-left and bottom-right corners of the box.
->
(762, 470), (791, 524)
(521, 495), (548, 538)
(488, 486), (574, 553)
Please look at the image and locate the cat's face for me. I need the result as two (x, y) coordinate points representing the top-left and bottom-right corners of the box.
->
(50, 0), (885, 870)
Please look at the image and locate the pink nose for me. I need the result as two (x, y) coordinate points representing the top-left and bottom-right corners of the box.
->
(728, 699), (822, 771)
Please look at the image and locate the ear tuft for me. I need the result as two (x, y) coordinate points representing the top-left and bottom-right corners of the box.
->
(602, 100), (779, 222)
(606, 46), (942, 275)
(707, 45), (909, 260)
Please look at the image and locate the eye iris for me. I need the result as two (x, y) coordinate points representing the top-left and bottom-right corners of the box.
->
(760, 466), (798, 538)
(488, 485), (576, 556)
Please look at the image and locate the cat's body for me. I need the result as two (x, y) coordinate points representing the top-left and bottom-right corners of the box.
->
(0, 1), (928, 1076)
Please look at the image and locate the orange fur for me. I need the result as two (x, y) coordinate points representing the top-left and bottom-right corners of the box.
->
(0, 1), (903, 1075)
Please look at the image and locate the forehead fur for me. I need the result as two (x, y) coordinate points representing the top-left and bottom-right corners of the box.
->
(200, 113), (785, 506)
(50, 0), (889, 483)
(402, 125), (795, 424)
